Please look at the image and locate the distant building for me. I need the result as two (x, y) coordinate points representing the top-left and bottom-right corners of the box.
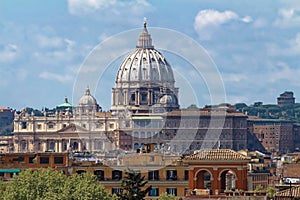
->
(294, 124), (300, 151)
(277, 91), (295, 106)
(0, 107), (14, 136)
(247, 119), (294, 155)
(244, 150), (272, 190)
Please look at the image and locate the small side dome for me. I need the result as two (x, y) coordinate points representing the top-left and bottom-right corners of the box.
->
(159, 94), (176, 104)
(76, 87), (101, 114)
(78, 88), (98, 106)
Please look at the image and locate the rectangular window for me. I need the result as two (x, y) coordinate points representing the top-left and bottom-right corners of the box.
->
(29, 157), (35, 163)
(112, 170), (122, 180)
(149, 188), (159, 196)
(39, 157), (49, 164)
(21, 122), (27, 129)
(54, 157), (64, 164)
(166, 170), (177, 180)
(131, 93), (135, 101)
(48, 124), (54, 129)
(184, 170), (189, 181)
(94, 170), (104, 181)
(167, 188), (177, 196)
(112, 188), (122, 195)
(37, 124), (41, 129)
(148, 170), (159, 181)
(76, 170), (86, 174)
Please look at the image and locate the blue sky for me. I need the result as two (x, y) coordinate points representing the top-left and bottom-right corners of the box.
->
(1, 0), (300, 111)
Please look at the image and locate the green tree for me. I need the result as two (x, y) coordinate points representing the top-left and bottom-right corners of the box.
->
(158, 192), (176, 200)
(116, 169), (152, 200)
(266, 186), (275, 198)
(254, 184), (264, 192)
(234, 103), (247, 112)
(1, 168), (111, 200)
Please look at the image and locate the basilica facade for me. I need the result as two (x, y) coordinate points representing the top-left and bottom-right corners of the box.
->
(12, 22), (251, 154)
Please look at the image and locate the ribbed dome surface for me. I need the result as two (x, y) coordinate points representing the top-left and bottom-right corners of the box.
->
(116, 48), (175, 84)
(160, 94), (176, 104)
(116, 21), (175, 85)
(78, 88), (98, 106)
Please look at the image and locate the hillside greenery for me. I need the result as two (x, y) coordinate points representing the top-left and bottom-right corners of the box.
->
(234, 102), (300, 123)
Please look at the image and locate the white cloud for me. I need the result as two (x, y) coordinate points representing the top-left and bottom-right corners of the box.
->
(64, 38), (76, 51)
(39, 71), (74, 83)
(288, 32), (300, 55)
(241, 16), (253, 23)
(194, 10), (239, 28)
(222, 73), (248, 83)
(67, 0), (114, 15)
(194, 9), (252, 40)
(274, 8), (300, 27)
(267, 33), (300, 56)
(0, 44), (18, 63)
(67, 0), (152, 16)
(36, 35), (63, 48)
(226, 95), (249, 104)
(253, 18), (267, 28)
(268, 62), (300, 86)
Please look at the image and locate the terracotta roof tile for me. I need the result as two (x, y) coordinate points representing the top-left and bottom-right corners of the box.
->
(184, 149), (250, 161)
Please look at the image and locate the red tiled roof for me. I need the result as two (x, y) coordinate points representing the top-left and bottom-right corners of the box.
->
(184, 149), (250, 161)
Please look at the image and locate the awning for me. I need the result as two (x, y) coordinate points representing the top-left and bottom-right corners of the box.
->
(0, 169), (21, 173)
(132, 116), (163, 120)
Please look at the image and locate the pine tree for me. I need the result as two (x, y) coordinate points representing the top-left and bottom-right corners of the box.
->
(117, 169), (152, 200)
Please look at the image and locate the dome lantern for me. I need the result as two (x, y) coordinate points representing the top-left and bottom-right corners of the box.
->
(136, 18), (154, 49)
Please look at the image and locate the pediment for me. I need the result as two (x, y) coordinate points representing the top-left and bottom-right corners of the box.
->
(57, 123), (88, 133)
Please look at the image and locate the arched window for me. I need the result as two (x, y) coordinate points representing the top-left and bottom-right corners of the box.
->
(72, 141), (78, 150)
(21, 140), (27, 151)
(49, 141), (55, 150)
(134, 143), (139, 150)
(63, 142), (67, 151)
(97, 141), (103, 150)
(134, 132), (139, 139)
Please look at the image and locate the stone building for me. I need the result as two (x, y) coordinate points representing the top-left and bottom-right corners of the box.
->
(13, 88), (115, 153)
(277, 91), (295, 106)
(0, 107), (14, 135)
(0, 149), (254, 199)
(247, 119), (294, 155)
(11, 22), (255, 154)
